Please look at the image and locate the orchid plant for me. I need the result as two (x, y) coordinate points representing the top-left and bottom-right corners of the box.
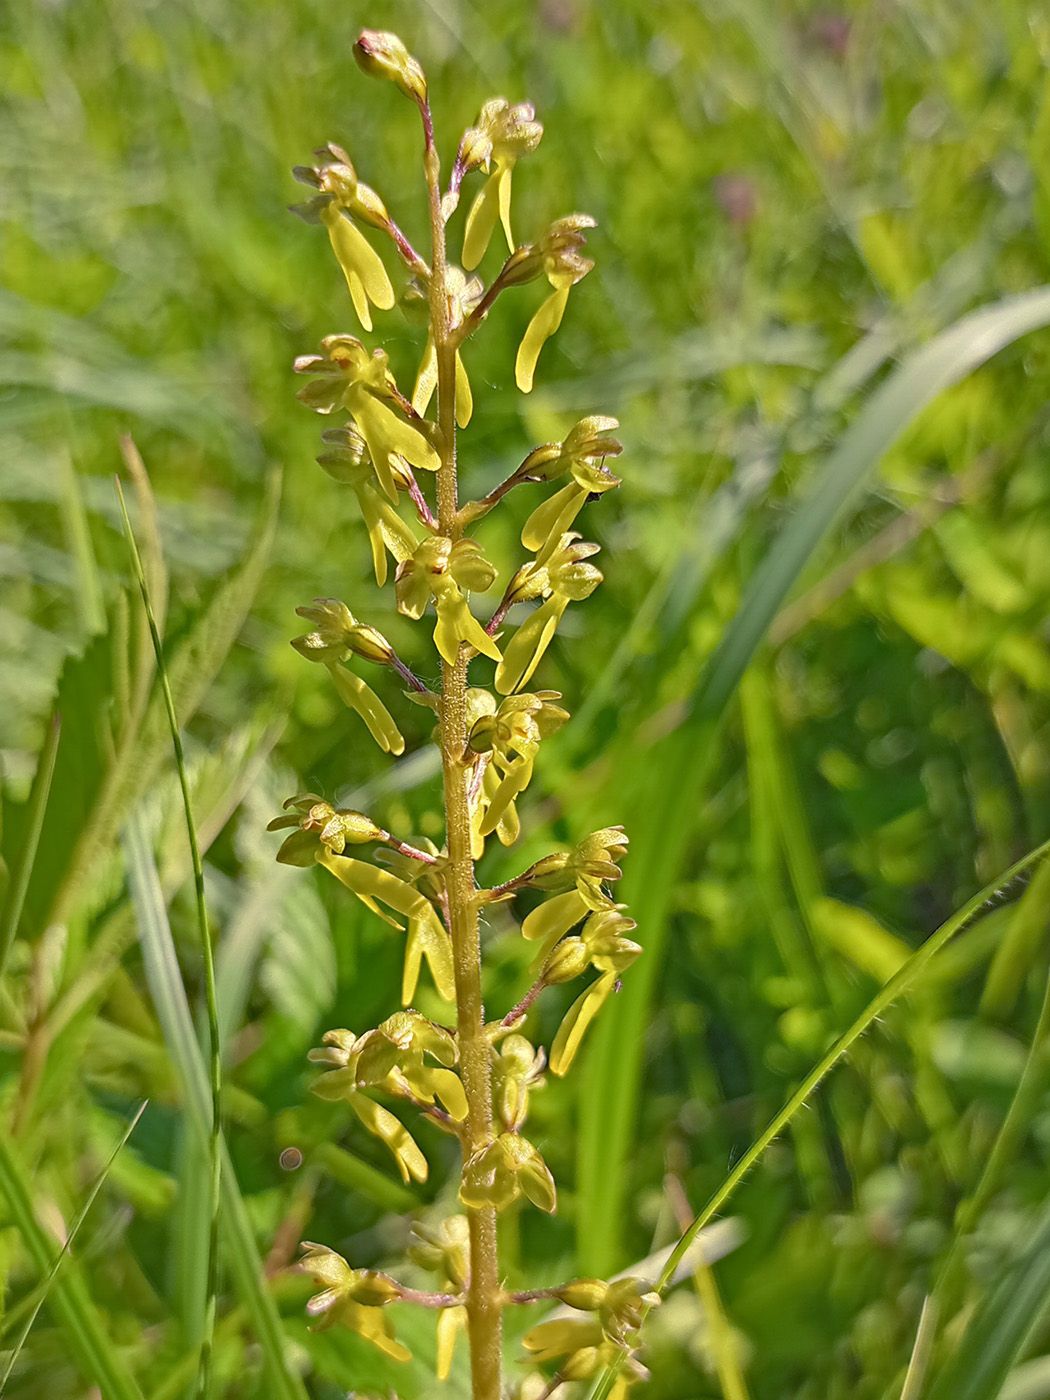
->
(272, 31), (649, 1400)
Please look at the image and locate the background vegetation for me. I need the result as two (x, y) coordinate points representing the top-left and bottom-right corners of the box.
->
(4, 0), (1050, 1397)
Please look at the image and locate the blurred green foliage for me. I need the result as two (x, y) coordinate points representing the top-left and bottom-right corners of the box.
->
(4, 0), (1050, 1396)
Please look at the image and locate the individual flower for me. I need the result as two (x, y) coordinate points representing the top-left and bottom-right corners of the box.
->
(461, 99), (544, 269)
(395, 536), (502, 665)
(468, 692), (569, 841)
(289, 598), (405, 754)
(292, 144), (395, 331)
(495, 533), (602, 695)
(514, 215), (596, 392)
(520, 417), (623, 562)
(308, 1030), (430, 1183)
(522, 1278), (656, 1397)
(295, 334), (440, 501)
(492, 1034), (546, 1132)
(409, 1216), (470, 1381)
(315, 425), (419, 586)
(459, 1132), (556, 1214)
(317, 851), (455, 1004)
(411, 266), (482, 428)
(268, 793), (385, 866)
(352, 1010), (467, 1122)
(300, 1243), (409, 1360)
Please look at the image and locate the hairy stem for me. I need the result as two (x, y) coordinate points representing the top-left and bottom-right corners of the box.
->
(424, 102), (502, 1400)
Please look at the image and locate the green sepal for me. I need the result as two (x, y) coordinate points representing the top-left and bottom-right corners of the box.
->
(276, 829), (321, 867)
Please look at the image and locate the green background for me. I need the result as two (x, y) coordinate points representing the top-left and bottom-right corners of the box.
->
(4, 0), (1050, 1396)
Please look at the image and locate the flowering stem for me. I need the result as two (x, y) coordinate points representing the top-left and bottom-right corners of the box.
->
(423, 97), (503, 1400)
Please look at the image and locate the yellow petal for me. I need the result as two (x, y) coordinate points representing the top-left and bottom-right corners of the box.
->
(462, 168), (501, 270)
(412, 335), (438, 417)
(436, 1306), (467, 1381)
(351, 1094), (428, 1183)
(494, 596), (565, 695)
(515, 282), (570, 393)
(520, 888), (590, 943)
(321, 206), (395, 327)
(521, 482), (585, 557)
(455, 349), (473, 428)
(478, 756), (533, 837)
(326, 664), (405, 754)
(403, 908), (456, 1003)
(497, 159), (514, 252)
(549, 972), (618, 1076)
(347, 390), (440, 502)
(434, 590), (502, 665)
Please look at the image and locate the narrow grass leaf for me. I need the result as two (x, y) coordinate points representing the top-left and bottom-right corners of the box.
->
(0, 1101), (148, 1391)
(117, 474), (222, 1400)
(588, 832), (1050, 1400)
(0, 712), (60, 979)
(579, 285), (1050, 1275)
(924, 1195), (1050, 1400)
(123, 815), (308, 1400)
(0, 1134), (143, 1400)
(693, 286), (1050, 721)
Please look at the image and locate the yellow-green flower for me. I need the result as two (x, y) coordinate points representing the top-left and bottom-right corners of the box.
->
(521, 416), (623, 562)
(395, 536), (502, 665)
(514, 215), (596, 392)
(292, 145), (395, 331)
(412, 266), (481, 429)
(495, 534), (602, 695)
(289, 597), (406, 754)
(492, 1034), (546, 1132)
(316, 425), (419, 585)
(308, 1031), (430, 1184)
(467, 692), (568, 841)
(295, 335), (440, 502)
(300, 1242), (410, 1361)
(461, 99), (543, 269)
(459, 1132), (556, 1214)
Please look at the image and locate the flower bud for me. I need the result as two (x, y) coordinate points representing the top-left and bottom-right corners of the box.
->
(354, 30), (427, 105)
(555, 1279), (609, 1311)
(542, 936), (590, 984)
(346, 623), (396, 666)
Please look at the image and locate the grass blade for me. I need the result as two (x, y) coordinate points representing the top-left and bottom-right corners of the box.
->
(588, 832), (1050, 1400)
(116, 474), (222, 1400)
(924, 1196), (1050, 1400)
(123, 814), (309, 1400)
(0, 1134), (143, 1400)
(0, 713), (60, 980)
(693, 285), (1050, 721)
(0, 1101), (148, 1390)
(578, 284), (1050, 1275)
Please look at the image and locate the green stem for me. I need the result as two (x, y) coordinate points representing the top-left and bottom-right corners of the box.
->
(422, 100), (502, 1400)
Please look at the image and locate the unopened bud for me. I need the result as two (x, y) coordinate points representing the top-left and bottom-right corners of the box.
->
(542, 937), (589, 984)
(555, 1279), (609, 1311)
(346, 623), (396, 666)
(354, 30), (427, 105)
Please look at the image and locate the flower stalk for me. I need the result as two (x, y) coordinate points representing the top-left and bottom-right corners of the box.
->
(283, 30), (649, 1400)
